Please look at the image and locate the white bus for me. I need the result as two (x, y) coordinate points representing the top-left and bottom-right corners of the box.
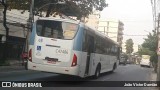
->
(140, 55), (151, 67)
(27, 17), (120, 78)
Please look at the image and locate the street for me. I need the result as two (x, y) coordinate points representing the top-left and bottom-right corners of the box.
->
(0, 64), (157, 90)
(0, 64), (153, 81)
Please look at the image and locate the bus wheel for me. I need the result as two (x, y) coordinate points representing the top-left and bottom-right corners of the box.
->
(94, 64), (101, 79)
(111, 63), (117, 72)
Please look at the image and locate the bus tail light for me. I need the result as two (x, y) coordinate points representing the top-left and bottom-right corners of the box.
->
(28, 49), (32, 62)
(71, 54), (77, 67)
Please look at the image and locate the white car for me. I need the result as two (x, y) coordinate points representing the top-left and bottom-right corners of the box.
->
(140, 55), (151, 67)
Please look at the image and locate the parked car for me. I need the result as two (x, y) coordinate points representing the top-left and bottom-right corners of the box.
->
(119, 56), (127, 65)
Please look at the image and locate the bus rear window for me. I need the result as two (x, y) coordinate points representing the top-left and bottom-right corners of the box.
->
(36, 20), (78, 39)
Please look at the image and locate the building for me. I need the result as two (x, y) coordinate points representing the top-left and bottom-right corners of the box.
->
(0, 9), (28, 60)
(83, 12), (124, 47)
(98, 19), (124, 47)
(84, 10), (100, 30)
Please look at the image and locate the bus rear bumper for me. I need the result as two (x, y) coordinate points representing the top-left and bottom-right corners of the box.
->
(140, 62), (150, 66)
(28, 61), (79, 76)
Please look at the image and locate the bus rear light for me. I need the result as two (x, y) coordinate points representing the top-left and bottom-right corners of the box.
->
(71, 54), (77, 67)
(28, 49), (32, 62)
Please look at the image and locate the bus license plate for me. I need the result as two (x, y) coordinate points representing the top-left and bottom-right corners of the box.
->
(47, 60), (56, 64)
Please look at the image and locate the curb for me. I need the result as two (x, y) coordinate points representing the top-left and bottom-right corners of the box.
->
(150, 71), (157, 81)
(150, 69), (159, 90)
(0, 65), (26, 72)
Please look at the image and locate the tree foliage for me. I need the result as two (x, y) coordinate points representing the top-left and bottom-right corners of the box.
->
(140, 30), (158, 63)
(7, 0), (107, 19)
(142, 30), (157, 51)
(125, 39), (134, 54)
(121, 52), (128, 61)
(138, 46), (153, 56)
(0, 0), (9, 63)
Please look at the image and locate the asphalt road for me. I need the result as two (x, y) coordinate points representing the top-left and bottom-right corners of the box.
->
(0, 64), (156, 90)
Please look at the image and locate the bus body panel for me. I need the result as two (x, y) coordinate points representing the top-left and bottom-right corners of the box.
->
(28, 58), (79, 75)
(78, 52), (88, 77)
(28, 44), (80, 76)
(87, 53), (117, 76)
(33, 35), (74, 67)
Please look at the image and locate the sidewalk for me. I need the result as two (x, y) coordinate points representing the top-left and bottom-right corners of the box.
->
(150, 70), (157, 81)
(150, 69), (159, 90)
(0, 60), (26, 73)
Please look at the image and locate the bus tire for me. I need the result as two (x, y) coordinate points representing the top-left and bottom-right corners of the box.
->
(111, 63), (117, 72)
(94, 64), (101, 79)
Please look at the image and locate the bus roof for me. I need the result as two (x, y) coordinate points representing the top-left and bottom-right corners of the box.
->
(84, 24), (120, 46)
(37, 17), (80, 24)
(36, 17), (120, 46)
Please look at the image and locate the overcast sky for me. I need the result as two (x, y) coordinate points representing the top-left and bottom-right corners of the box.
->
(100, 0), (154, 46)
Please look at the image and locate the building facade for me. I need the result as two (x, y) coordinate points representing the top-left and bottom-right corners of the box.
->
(85, 10), (100, 30)
(0, 9), (28, 60)
(98, 19), (124, 47)
(83, 12), (124, 47)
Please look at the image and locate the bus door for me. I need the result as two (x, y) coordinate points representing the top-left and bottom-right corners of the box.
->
(85, 35), (95, 75)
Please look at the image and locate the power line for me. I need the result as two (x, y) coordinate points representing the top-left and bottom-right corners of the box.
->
(123, 34), (147, 36)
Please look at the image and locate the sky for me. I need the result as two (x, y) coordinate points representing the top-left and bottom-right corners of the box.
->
(100, 0), (154, 46)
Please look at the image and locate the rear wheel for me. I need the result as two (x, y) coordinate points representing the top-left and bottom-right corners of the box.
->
(94, 64), (101, 79)
(111, 63), (117, 72)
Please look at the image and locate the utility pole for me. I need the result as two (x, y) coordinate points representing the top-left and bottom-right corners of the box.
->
(0, 0), (9, 63)
(25, 0), (34, 52)
(157, 13), (160, 86)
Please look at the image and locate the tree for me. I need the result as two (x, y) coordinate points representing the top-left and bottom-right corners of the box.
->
(138, 46), (153, 56)
(125, 39), (134, 54)
(0, 0), (9, 64)
(140, 30), (158, 72)
(7, 0), (107, 19)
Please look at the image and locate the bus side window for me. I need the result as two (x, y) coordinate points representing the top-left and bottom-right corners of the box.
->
(107, 42), (111, 55)
(105, 41), (109, 55)
(95, 36), (101, 54)
(111, 43), (114, 55)
(117, 47), (120, 60)
(82, 29), (87, 52)
(101, 39), (105, 54)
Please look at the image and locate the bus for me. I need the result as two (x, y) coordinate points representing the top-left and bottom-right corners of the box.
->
(140, 55), (151, 67)
(27, 17), (121, 78)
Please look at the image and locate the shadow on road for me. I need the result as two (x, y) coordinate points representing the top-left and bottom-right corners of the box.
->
(29, 71), (115, 87)
(30, 71), (114, 81)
